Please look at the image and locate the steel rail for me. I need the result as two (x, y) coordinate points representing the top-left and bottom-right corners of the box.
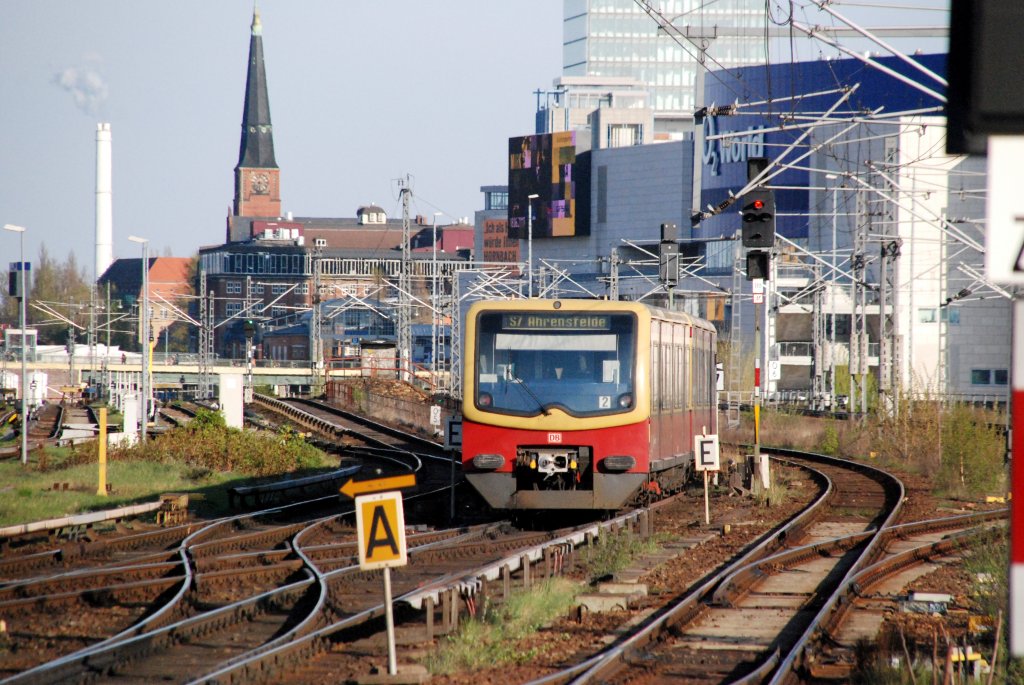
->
(521, 457), (836, 685)
(762, 448), (905, 685)
(186, 504), (665, 683)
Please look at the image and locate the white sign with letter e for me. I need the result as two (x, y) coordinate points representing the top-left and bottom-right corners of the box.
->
(694, 434), (721, 472)
(355, 491), (408, 571)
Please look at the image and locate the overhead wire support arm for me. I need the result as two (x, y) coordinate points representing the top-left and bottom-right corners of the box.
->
(810, 1), (948, 89)
(694, 89), (865, 224)
(852, 164), (985, 254)
(788, 20), (946, 103)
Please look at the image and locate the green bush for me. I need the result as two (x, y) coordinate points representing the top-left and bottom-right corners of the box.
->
(937, 404), (1006, 497)
(190, 408), (226, 430)
(62, 411), (327, 477)
(821, 421), (839, 456)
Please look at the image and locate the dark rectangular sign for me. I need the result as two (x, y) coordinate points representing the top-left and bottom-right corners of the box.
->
(502, 313), (610, 331)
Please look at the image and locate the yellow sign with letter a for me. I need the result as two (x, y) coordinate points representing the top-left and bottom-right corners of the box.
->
(355, 492), (407, 571)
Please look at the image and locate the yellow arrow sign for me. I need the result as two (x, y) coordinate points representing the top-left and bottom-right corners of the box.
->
(339, 474), (417, 499)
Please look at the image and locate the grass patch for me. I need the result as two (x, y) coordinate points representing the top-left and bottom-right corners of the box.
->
(752, 463), (791, 508)
(0, 459), (238, 525)
(424, 577), (580, 674)
(0, 412), (335, 526)
(579, 528), (662, 583)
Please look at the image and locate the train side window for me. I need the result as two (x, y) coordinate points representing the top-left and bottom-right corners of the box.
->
(697, 343), (705, 406)
(702, 339), (709, 405)
(651, 326), (660, 414)
(683, 327), (689, 409)
(673, 327), (681, 409)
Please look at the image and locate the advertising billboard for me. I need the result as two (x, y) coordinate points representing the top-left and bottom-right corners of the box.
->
(508, 132), (585, 239)
(481, 218), (519, 266)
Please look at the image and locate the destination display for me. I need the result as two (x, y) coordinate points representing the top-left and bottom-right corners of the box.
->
(501, 313), (610, 331)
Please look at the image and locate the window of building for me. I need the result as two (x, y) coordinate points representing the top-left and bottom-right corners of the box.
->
(486, 191), (508, 211)
(271, 284), (288, 295)
(918, 308), (960, 325)
(296, 283), (309, 295)
(253, 283), (264, 294)
(225, 301), (243, 318)
(271, 306), (287, 319)
(226, 280), (242, 295)
(971, 369), (1009, 385)
(607, 123), (642, 147)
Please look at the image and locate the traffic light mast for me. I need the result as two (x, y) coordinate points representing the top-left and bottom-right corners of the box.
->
(740, 181), (775, 492)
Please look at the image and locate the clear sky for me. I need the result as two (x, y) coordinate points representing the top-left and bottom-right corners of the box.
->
(0, 1), (563, 276)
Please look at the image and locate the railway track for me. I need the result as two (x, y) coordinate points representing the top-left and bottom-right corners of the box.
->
(2, 395), (999, 684)
(525, 449), (901, 684)
(247, 394), (460, 515)
(0, 493), (665, 684)
(0, 403), (63, 458)
(803, 511), (1007, 681)
(523, 450), (1006, 685)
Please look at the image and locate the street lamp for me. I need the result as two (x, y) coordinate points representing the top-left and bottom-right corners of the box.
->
(128, 235), (150, 442)
(3, 224), (28, 465)
(526, 193), (539, 298)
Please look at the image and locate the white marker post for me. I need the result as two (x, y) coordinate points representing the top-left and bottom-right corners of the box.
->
(694, 431), (721, 525)
(985, 135), (1024, 656)
(355, 491), (408, 676)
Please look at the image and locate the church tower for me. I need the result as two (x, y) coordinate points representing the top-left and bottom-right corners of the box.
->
(233, 8), (280, 218)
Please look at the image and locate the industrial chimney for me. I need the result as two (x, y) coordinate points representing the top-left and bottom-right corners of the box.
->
(95, 123), (113, 282)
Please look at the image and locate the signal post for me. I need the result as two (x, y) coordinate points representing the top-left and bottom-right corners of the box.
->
(740, 182), (775, 491)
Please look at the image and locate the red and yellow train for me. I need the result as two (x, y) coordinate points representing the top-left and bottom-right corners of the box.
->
(461, 298), (718, 510)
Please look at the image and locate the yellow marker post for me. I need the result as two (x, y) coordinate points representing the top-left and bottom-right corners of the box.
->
(96, 408), (108, 496)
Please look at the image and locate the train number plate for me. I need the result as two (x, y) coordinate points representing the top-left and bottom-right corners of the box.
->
(599, 396), (611, 408)
(547, 433), (562, 443)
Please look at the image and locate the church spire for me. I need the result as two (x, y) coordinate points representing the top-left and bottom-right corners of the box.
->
(233, 5), (281, 219)
(236, 5), (276, 169)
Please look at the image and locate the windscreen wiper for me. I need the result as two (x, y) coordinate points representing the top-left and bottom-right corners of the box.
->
(505, 367), (551, 416)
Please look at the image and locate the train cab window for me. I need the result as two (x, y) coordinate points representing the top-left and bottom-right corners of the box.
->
(474, 310), (636, 417)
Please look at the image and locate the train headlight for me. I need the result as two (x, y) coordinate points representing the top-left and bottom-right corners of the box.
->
(478, 392), (493, 408)
(570, 459), (578, 470)
(617, 393), (633, 409)
(603, 455), (636, 472)
(472, 454), (505, 470)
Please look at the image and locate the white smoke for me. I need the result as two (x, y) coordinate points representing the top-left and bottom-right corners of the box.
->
(52, 64), (109, 115)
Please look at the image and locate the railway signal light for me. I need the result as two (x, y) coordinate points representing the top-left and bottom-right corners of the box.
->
(746, 250), (770, 281)
(243, 318), (256, 338)
(740, 189), (775, 248)
(659, 223), (679, 286)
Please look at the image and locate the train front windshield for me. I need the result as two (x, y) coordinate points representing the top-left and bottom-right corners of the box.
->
(474, 311), (636, 417)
